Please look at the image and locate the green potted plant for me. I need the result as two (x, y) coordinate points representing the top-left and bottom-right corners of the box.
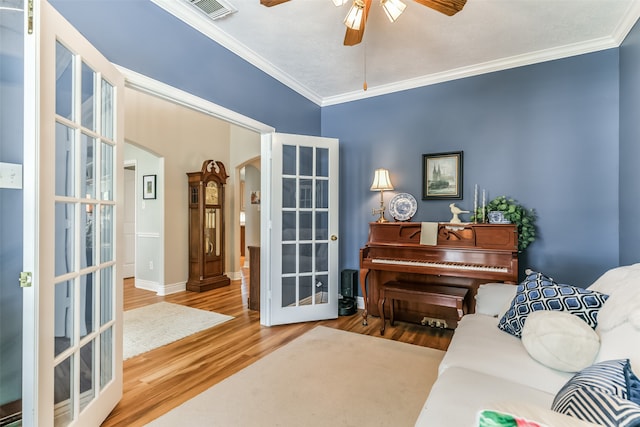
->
(471, 195), (537, 252)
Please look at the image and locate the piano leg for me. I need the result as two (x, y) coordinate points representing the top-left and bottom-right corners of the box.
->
(378, 291), (387, 335)
(359, 268), (370, 326)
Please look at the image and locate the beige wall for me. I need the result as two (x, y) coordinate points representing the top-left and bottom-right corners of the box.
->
(124, 87), (232, 287)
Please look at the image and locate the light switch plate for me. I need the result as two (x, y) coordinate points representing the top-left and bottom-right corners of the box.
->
(0, 162), (23, 189)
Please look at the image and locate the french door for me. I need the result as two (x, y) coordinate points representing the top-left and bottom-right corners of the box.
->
(23, 1), (124, 425)
(264, 133), (339, 326)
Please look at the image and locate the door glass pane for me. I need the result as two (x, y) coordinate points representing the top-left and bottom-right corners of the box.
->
(80, 273), (95, 338)
(79, 340), (95, 411)
(299, 179), (312, 209)
(101, 142), (113, 200)
(81, 205), (95, 268)
(282, 277), (296, 307)
(282, 244), (296, 274)
(299, 212), (312, 240)
(55, 202), (75, 277)
(316, 148), (328, 177)
(315, 212), (328, 240)
(81, 62), (95, 131)
(100, 266), (113, 326)
(101, 79), (114, 140)
(299, 275), (312, 306)
(54, 280), (74, 356)
(54, 280), (73, 357)
(282, 211), (296, 241)
(299, 243), (312, 273)
(316, 179), (328, 209)
(81, 133), (95, 199)
(100, 204), (113, 262)
(100, 327), (113, 388)
(315, 274), (328, 305)
(55, 41), (74, 121)
(315, 243), (328, 271)
(299, 146), (312, 176)
(54, 355), (74, 426)
(282, 144), (296, 175)
(55, 123), (75, 197)
(282, 178), (296, 208)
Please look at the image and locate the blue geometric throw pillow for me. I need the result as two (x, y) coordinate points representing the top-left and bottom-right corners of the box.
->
(497, 270), (609, 338)
(552, 359), (640, 427)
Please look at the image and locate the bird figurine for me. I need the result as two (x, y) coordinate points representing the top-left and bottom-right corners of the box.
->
(449, 203), (469, 224)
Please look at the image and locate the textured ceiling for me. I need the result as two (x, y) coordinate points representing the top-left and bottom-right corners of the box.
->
(153, 0), (640, 105)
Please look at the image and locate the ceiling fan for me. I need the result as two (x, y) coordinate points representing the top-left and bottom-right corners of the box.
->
(260, 0), (467, 46)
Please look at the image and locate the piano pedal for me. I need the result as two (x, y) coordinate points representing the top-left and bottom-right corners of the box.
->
(421, 316), (448, 329)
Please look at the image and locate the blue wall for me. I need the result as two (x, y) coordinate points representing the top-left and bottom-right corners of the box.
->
(49, 0), (636, 287)
(619, 20), (640, 265)
(324, 50), (621, 287)
(49, 0), (321, 136)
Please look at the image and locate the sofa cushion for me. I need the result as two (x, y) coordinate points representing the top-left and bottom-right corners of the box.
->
(498, 271), (609, 338)
(552, 359), (640, 427)
(588, 263), (640, 295)
(415, 367), (555, 427)
(521, 310), (600, 373)
(439, 314), (573, 394)
(475, 283), (518, 317)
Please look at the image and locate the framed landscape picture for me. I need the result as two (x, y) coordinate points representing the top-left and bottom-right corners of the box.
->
(422, 151), (463, 200)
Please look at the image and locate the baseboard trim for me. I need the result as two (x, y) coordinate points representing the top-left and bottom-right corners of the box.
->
(228, 271), (242, 281)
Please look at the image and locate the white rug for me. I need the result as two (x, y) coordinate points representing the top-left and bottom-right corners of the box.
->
(147, 325), (445, 427)
(124, 302), (233, 360)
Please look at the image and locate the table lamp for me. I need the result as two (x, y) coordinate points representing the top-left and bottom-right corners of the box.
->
(370, 168), (394, 223)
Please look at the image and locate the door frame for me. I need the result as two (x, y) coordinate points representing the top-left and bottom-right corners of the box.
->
(117, 67), (276, 326)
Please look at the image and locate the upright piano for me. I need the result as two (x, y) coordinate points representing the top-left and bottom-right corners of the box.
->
(359, 222), (518, 327)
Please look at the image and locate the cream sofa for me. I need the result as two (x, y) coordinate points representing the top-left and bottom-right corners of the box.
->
(415, 264), (640, 427)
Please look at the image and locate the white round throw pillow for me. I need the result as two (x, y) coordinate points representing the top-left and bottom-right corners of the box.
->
(521, 310), (601, 373)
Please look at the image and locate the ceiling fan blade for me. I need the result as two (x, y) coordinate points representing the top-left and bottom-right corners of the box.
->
(260, 0), (291, 6)
(343, 0), (372, 46)
(413, 0), (466, 16)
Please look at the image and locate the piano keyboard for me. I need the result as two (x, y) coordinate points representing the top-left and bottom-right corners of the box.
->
(370, 258), (508, 272)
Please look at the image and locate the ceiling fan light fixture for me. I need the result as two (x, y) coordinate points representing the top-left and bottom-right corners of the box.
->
(381, 0), (406, 22)
(344, 0), (366, 30)
(332, 0), (349, 6)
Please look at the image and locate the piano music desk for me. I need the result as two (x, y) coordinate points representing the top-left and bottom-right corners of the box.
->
(378, 281), (468, 335)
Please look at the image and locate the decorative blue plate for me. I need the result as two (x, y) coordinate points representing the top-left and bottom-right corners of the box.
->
(389, 193), (417, 221)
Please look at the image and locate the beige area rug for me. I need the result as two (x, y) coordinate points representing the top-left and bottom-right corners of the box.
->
(124, 302), (233, 360)
(146, 325), (445, 427)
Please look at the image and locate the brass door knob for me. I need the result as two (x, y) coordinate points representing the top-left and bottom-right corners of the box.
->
(331, 235), (338, 241)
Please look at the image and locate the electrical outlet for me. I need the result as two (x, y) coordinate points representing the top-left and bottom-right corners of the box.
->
(0, 162), (22, 189)
(149, 261), (153, 270)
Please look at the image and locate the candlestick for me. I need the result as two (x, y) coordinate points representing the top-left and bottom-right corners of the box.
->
(482, 190), (486, 223)
(474, 184), (478, 223)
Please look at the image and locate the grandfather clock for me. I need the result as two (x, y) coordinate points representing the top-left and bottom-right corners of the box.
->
(186, 160), (230, 292)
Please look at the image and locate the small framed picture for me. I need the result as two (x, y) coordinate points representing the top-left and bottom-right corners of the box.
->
(143, 175), (157, 200)
(422, 151), (463, 200)
(250, 191), (260, 205)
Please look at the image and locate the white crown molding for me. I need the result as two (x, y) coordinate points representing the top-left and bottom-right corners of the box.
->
(152, 0), (640, 108)
(322, 35), (623, 106)
(150, 0), (323, 105)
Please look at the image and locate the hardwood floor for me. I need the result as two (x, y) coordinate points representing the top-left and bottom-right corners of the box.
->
(103, 268), (453, 426)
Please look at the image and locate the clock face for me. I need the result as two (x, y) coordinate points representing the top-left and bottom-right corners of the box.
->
(205, 182), (219, 205)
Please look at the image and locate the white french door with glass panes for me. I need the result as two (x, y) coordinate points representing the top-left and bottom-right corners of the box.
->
(264, 133), (339, 326)
(23, 1), (124, 425)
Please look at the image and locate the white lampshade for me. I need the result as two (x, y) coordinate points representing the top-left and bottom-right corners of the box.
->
(370, 168), (394, 191)
(381, 0), (406, 22)
(332, 0), (349, 6)
(344, 0), (365, 30)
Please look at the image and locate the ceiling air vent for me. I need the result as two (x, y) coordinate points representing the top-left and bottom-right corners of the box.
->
(186, 0), (237, 21)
